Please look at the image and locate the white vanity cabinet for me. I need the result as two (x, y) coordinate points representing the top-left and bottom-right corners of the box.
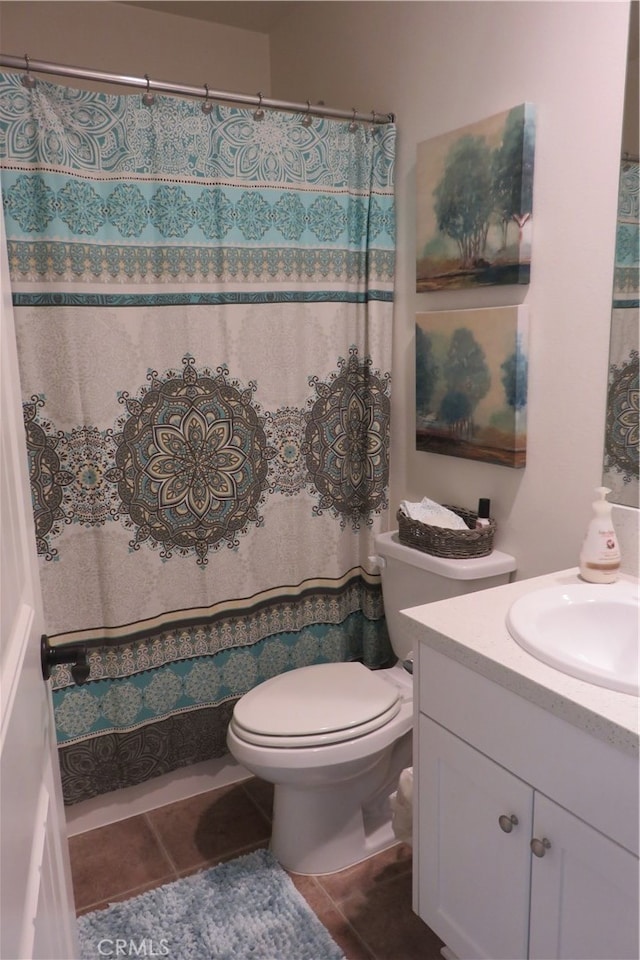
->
(413, 643), (639, 960)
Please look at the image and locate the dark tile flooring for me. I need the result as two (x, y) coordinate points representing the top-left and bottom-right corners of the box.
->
(69, 777), (445, 960)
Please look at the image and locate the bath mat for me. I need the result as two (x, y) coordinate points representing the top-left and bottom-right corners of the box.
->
(77, 848), (346, 960)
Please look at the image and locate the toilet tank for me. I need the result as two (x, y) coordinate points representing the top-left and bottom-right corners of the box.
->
(373, 530), (517, 661)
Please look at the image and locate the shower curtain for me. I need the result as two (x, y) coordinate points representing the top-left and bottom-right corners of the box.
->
(0, 73), (396, 804)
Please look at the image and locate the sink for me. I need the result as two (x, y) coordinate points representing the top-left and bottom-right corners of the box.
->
(506, 580), (639, 696)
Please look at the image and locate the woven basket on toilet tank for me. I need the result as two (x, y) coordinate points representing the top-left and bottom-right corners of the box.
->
(396, 505), (495, 559)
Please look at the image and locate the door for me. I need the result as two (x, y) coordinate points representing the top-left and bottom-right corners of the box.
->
(0, 211), (79, 958)
(529, 792), (640, 960)
(417, 716), (533, 960)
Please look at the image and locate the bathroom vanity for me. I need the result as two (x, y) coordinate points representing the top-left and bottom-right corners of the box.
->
(401, 568), (639, 960)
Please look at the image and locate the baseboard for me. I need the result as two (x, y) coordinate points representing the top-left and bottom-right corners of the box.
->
(440, 947), (458, 960)
(65, 756), (251, 837)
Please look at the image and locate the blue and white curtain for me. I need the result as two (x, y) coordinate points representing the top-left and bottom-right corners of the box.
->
(0, 74), (396, 804)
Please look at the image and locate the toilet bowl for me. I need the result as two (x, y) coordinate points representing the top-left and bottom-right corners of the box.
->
(227, 530), (516, 874)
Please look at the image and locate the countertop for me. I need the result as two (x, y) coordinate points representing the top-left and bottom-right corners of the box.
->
(401, 567), (639, 757)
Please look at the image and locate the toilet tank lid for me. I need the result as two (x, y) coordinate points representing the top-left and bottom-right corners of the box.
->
(373, 531), (517, 581)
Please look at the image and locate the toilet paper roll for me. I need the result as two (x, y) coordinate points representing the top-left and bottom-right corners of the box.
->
(390, 766), (413, 845)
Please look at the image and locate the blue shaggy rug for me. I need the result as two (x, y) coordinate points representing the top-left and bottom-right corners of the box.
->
(78, 848), (346, 960)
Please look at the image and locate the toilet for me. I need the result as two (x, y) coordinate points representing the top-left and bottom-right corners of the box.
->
(227, 530), (516, 875)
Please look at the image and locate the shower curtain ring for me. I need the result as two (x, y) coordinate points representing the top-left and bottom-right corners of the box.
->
(142, 74), (155, 106)
(301, 100), (313, 127)
(201, 82), (214, 115)
(370, 110), (377, 125)
(253, 92), (265, 121)
(349, 108), (358, 133)
(22, 53), (37, 89)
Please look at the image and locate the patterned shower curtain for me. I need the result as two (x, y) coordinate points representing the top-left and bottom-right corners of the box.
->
(0, 73), (396, 804)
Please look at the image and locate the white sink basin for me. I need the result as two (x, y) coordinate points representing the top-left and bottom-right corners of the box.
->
(506, 580), (639, 696)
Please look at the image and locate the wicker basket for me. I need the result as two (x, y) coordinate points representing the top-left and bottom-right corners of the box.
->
(396, 505), (495, 559)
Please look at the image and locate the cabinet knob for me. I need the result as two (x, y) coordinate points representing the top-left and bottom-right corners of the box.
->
(530, 837), (552, 857)
(498, 814), (519, 833)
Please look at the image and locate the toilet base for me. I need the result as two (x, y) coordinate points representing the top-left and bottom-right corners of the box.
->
(271, 779), (401, 875)
(270, 730), (412, 875)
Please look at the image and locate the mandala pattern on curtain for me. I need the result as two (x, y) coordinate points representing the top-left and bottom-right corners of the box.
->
(0, 74), (396, 803)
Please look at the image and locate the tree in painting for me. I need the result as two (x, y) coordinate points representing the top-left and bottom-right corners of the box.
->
(492, 107), (536, 251)
(439, 328), (490, 438)
(501, 334), (528, 411)
(432, 136), (494, 270)
(416, 324), (439, 415)
(439, 390), (473, 437)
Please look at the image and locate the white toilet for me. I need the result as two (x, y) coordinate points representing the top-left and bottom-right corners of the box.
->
(227, 530), (516, 874)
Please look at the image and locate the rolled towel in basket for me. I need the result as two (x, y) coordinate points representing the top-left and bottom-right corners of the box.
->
(399, 497), (468, 530)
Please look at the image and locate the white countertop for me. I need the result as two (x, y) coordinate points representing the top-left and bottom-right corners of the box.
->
(401, 567), (639, 756)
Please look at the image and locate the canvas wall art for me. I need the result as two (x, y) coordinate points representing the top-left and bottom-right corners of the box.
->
(416, 305), (529, 468)
(417, 104), (535, 291)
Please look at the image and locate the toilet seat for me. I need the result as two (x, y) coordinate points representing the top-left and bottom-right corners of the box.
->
(231, 661), (401, 748)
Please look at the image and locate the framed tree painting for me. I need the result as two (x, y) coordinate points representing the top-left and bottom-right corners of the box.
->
(416, 305), (529, 468)
(417, 104), (535, 291)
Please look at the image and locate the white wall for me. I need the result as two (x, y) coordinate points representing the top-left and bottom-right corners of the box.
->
(271, 1), (633, 579)
(0, 1), (271, 95)
(0, 0), (635, 580)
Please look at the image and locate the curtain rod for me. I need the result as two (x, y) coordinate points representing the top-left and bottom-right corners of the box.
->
(0, 53), (395, 125)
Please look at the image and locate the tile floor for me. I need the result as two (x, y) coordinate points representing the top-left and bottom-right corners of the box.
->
(69, 776), (445, 960)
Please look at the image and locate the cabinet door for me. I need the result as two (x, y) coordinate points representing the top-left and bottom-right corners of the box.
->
(417, 716), (533, 960)
(529, 792), (639, 960)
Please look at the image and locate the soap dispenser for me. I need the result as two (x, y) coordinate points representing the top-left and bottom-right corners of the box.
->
(579, 486), (621, 583)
